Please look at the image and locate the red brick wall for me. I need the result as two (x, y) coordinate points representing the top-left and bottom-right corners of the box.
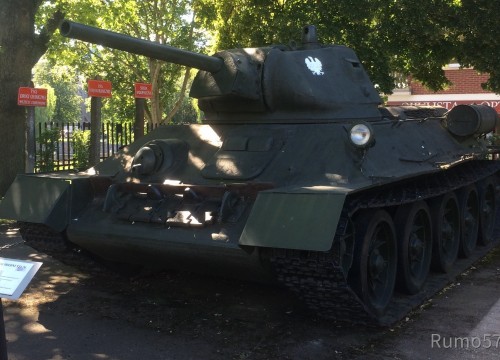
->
(410, 69), (490, 95)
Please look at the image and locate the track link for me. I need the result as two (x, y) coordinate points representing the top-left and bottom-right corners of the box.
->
(18, 222), (105, 273)
(18, 223), (68, 254)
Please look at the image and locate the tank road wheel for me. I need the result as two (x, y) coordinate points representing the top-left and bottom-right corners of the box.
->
(394, 201), (433, 294)
(457, 185), (480, 258)
(349, 209), (397, 317)
(478, 177), (497, 246)
(429, 193), (461, 273)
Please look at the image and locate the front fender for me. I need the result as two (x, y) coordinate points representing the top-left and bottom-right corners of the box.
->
(0, 174), (72, 232)
(239, 186), (348, 251)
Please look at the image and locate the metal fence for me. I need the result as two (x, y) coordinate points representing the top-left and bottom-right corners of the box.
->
(35, 122), (154, 172)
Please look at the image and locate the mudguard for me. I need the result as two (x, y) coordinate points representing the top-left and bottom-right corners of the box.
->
(0, 174), (72, 232)
(239, 186), (347, 251)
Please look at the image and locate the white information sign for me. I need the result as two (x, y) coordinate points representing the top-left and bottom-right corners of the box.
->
(0, 258), (42, 300)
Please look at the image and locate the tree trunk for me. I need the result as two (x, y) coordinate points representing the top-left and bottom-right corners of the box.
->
(164, 68), (191, 124)
(0, 1), (62, 196)
(149, 59), (162, 127)
(89, 96), (102, 167)
(163, 12), (196, 125)
(0, 1), (36, 196)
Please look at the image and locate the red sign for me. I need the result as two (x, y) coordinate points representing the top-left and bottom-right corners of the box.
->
(88, 79), (112, 98)
(134, 82), (153, 99)
(17, 87), (47, 107)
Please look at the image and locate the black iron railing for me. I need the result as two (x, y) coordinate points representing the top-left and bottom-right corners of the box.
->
(34, 122), (157, 172)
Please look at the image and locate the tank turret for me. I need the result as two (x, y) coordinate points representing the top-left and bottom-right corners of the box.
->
(60, 20), (381, 122)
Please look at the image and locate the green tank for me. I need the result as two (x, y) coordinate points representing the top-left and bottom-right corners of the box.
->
(1, 21), (499, 325)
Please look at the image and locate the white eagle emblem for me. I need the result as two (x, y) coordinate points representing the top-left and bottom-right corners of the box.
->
(305, 56), (324, 75)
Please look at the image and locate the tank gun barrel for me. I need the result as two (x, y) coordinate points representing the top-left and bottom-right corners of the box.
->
(60, 20), (223, 73)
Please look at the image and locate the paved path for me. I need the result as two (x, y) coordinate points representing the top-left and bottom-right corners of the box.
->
(0, 226), (201, 360)
(356, 251), (500, 360)
(1, 224), (500, 360)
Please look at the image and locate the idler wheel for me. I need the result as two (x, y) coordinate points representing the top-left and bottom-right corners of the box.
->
(395, 201), (432, 294)
(478, 177), (497, 246)
(349, 209), (397, 317)
(457, 185), (479, 258)
(430, 193), (460, 273)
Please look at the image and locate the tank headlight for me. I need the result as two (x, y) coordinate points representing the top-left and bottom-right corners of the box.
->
(349, 123), (374, 148)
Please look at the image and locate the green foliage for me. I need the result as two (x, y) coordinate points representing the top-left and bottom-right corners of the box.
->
(0, 218), (15, 226)
(195, 0), (499, 94)
(72, 129), (91, 170)
(33, 58), (82, 123)
(170, 97), (199, 124)
(34, 84), (57, 124)
(37, 0), (500, 115)
(36, 128), (60, 172)
(44, 0), (204, 126)
(456, 0), (500, 92)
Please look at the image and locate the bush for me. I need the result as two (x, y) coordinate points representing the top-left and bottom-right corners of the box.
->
(72, 129), (91, 171)
(36, 129), (60, 172)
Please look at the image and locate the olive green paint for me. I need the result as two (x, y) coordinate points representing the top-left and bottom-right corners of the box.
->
(0, 174), (71, 231)
(239, 189), (346, 251)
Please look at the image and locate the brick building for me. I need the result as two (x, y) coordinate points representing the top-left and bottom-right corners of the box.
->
(386, 64), (500, 113)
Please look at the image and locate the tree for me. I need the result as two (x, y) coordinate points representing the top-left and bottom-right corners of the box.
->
(195, 0), (500, 94)
(34, 84), (57, 125)
(46, 0), (206, 128)
(456, 0), (500, 91)
(0, 0), (63, 196)
(33, 58), (81, 124)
